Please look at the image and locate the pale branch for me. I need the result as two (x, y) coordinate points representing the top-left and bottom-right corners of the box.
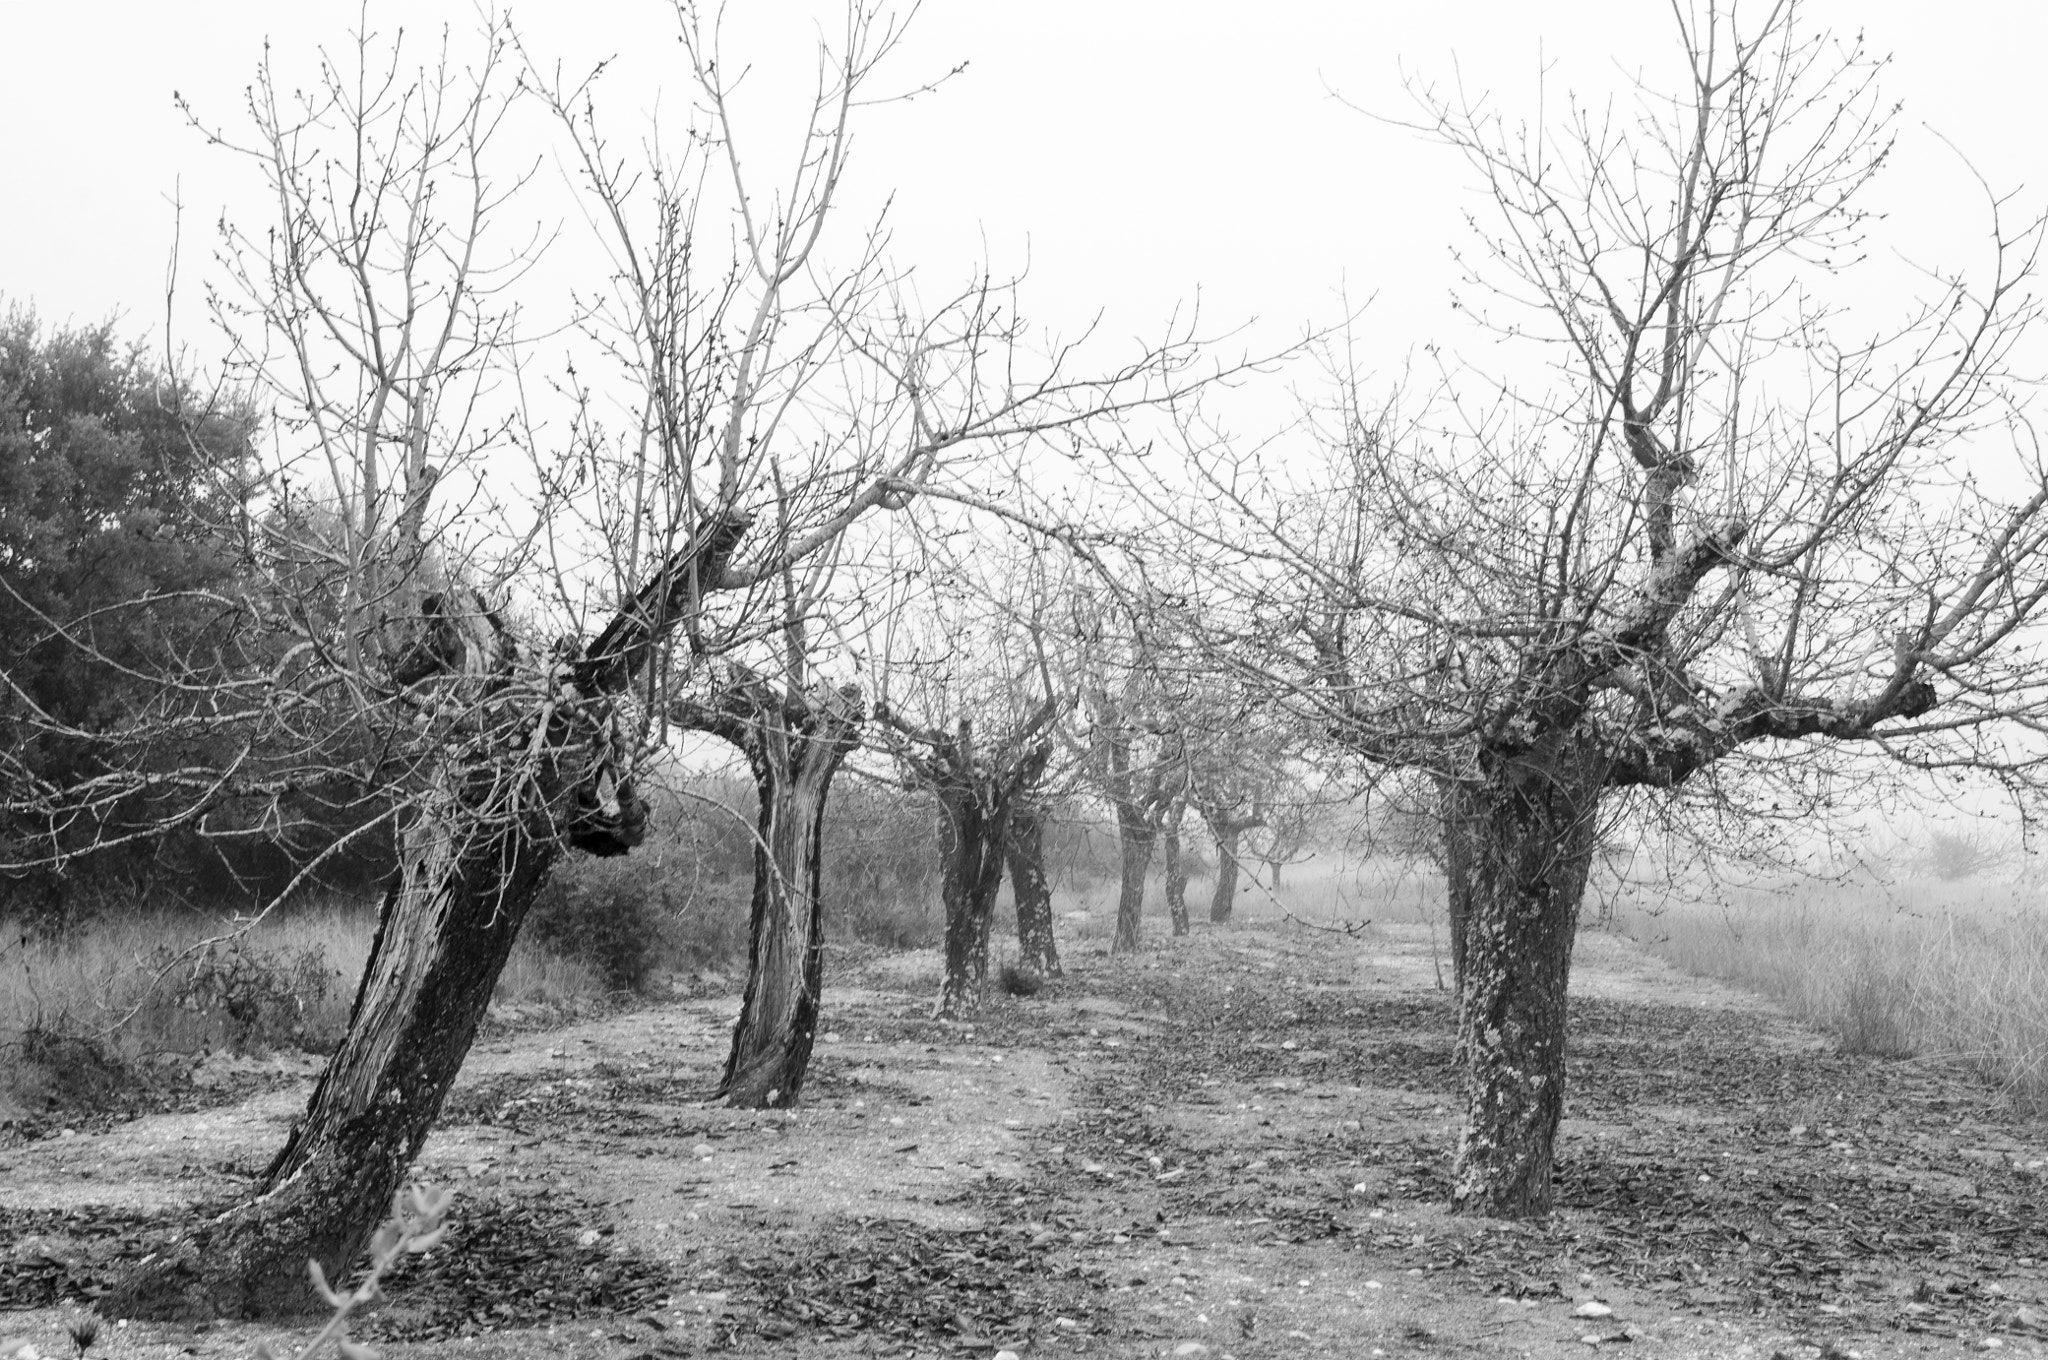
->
(574, 510), (755, 694)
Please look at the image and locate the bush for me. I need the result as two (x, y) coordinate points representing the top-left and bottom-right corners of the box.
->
(525, 857), (682, 993)
(1920, 828), (2006, 882)
(152, 937), (342, 1055)
(12, 1017), (127, 1106)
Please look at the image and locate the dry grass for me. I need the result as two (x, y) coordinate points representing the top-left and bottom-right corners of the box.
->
(492, 935), (606, 1008)
(0, 904), (371, 1118)
(1136, 846), (2048, 1116)
(2, 905), (372, 1059)
(1, 898), (625, 1115)
(1612, 872), (2048, 1111)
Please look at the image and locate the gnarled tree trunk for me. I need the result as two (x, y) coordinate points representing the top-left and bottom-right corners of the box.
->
(934, 782), (1012, 1017)
(110, 786), (558, 1317)
(104, 515), (748, 1319)
(1200, 802), (1263, 925)
(1447, 757), (1599, 1218)
(1208, 828), (1242, 923)
(1090, 710), (1172, 956)
(690, 678), (862, 1108)
(1007, 800), (1060, 977)
(881, 706), (1056, 1014)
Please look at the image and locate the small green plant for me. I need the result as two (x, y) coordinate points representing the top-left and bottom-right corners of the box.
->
(252, 1184), (454, 1360)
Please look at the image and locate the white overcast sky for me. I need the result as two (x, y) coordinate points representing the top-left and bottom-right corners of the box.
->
(4, 0), (2042, 397)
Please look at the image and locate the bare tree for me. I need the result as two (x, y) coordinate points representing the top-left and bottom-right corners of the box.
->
(869, 523), (1079, 1010)
(878, 699), (1058, 1015)
(670, 595), (864, 1109)
(1088, 690), (1183, 952)
(1188, 744), (1276, 926)
(1252, 792), (1324, 890)
(1159, 793), (1194, 935)
(682, 668), (863, 1106)
(1164, 0), (2048, 1218)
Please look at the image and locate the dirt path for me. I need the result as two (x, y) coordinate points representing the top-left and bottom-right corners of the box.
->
(6, 920), (2048, 1360)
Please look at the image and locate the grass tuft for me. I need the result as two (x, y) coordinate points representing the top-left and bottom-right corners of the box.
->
(998, 962), (1045, 997)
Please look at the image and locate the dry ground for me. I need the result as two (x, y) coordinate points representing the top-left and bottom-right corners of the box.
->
(6, 918), (2048, 1360)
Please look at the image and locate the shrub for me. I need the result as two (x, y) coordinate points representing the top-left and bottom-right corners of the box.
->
(998, 962), (1046, 997)
(524, 857), (680, 993)
(1920, 828), (2006, 882)
(152, 937), (341, 1054)
(1824, 942), (1916, 1059)
(13, 1016), (127, 1106)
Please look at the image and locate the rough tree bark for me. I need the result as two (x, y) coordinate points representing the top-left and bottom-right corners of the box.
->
(108, 513), (749, 1319)
(682, 675), (863, 1107)
(1444, 756), (1599, 1218)
(1111, 806), (1157, 954)
(1006, 800), (1061, 977)
(933, 779), (1013, 1017)
(1162, 799), (1190, 936)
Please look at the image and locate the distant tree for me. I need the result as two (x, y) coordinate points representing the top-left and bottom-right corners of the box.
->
(1085, 678), (1183, 952)
(879, 698), (1058, 1015)
(869, 525), (1076, 1010)
(1920, 827), (2008, 883)
(0, 307), (259, 921)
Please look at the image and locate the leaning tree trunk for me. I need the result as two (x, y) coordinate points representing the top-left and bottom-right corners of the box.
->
(108, 785), (558, 1318)
(106, 513), (747, 1320)
(934, 784), (1012, 1017)
(715, 682), (862, 1107)
(1447, 760), (1600, 1218)
(1162, 800), (1190, 936)
(1111, 804), (1156, 954)
(1007, 801), (1061, 977)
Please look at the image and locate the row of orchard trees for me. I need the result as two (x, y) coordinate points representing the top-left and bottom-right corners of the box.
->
(7, 0), (2048, 1321)
(0, 3), (1223, 1317)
